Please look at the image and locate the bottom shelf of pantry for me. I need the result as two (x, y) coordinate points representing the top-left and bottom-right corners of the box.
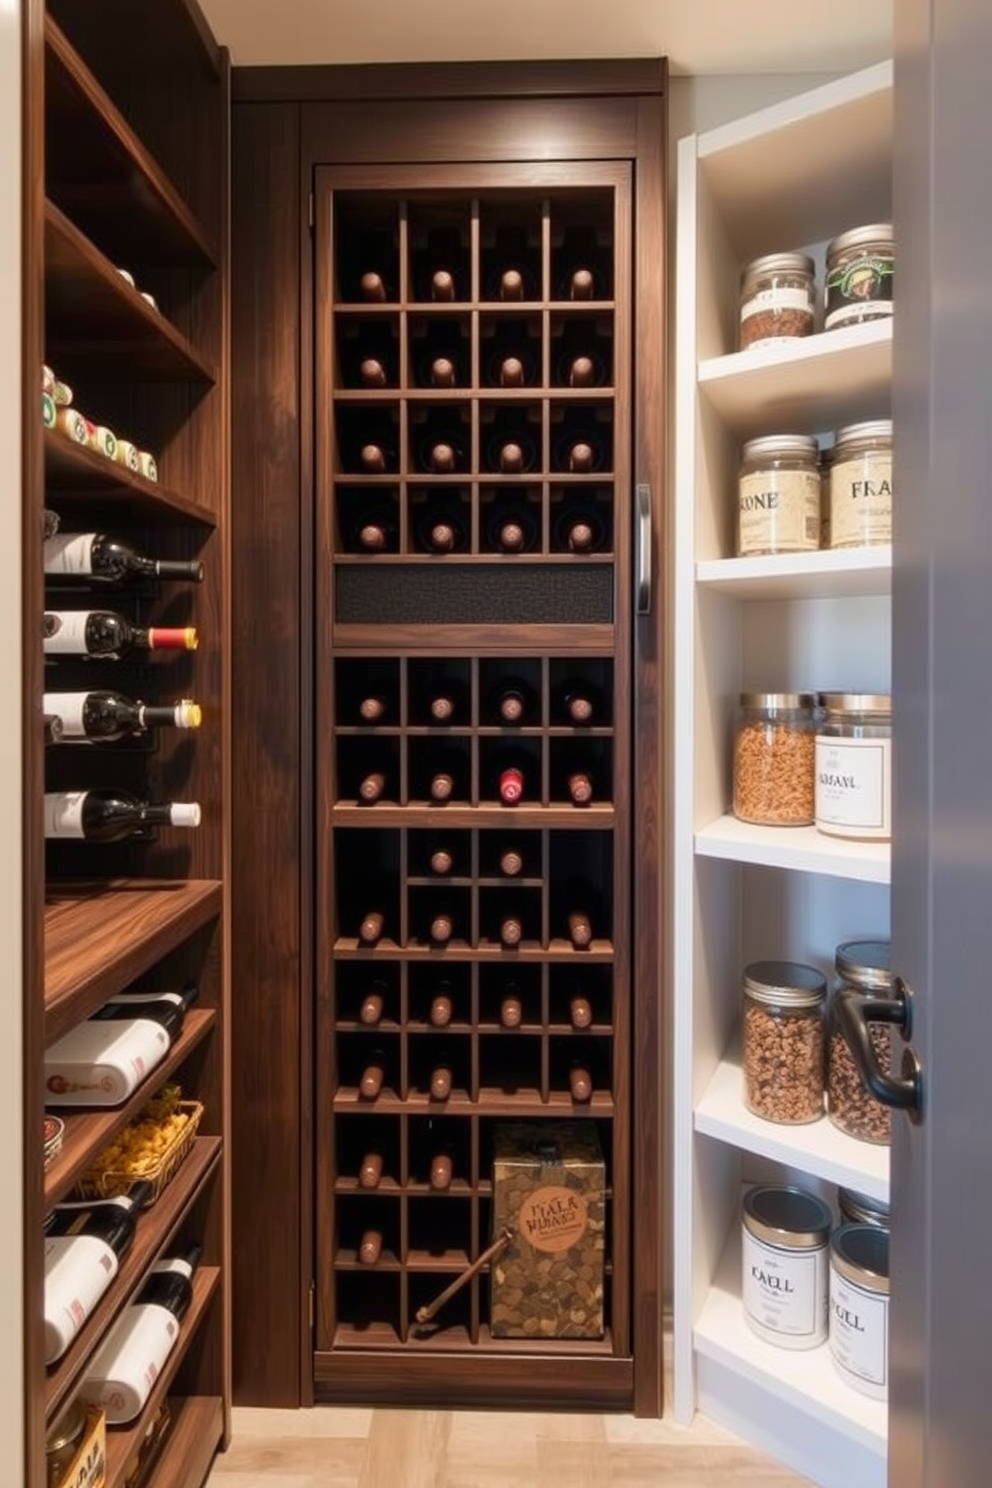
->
(694, 1228), (886, 1488)
(136, 1396), (224, 1488)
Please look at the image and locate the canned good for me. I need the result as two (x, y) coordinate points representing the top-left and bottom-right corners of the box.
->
(824, 224), (894, 331)
(815, 693), (892, 841)
(743, 960), (827, 1125)
(733, 692), (817, 826)
(828, 938), (893, 1143)
(838, 1187), (891, 1227)
(742, 1185), (832, 1349)
(739, 252), (816, 351)
(829, 420), (892, 550)
(737, 435), (820, 556)
(830, 1223), (890, 1398)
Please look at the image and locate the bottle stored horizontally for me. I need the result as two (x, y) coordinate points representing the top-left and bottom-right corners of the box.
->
(552, 677), (603, 726)
(44, 986), (199, 1107)
(411, 225), (469, 302)
(358, 1228), (384, 1265)
(43, 689), (202, 743)
(347, 501), (397, 554)
(358, 1151), (384, 1189)
(482, 320), (540, 388)
(359, 983), (387, 1025)
(412, 410), (469, 475)
(553, 223), (611, 300)
(413, 494), (469, 555)
(410, 321), (468, 388)
(551, 319), (610, 386)
(44, 714), (63, 747)
(487, 677), (539, 726)
(359, 1049), (388, 1100)
(80, 1243), (201, 1424)
(551, 413), (610, 474)
(44, 790), (201, 844)
(482, 412), (541, 476)
(44, 1182), (152, 1363)
(491, 748), (532, 805)
(484, 223), (540, 301)
(356, 770), (388, 804)
(429, 985), (455, 1027)
(358, 910), (385, 946)
(45, 533), (203, 584)
(483, 499), (540, 554)
(551, 499), (608, 554)
(44, 609), (198, 658)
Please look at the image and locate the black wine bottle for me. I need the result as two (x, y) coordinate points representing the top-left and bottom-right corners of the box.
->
(349, 230), (396, 303)
(44, 609), (198, 658)
(551, 498), (608, 554)
(44, 1182), (152, 1363)
(347, 503), (398, 554)
(486, 676), (539, 726)
(497, 843), (524, 877)
(359, 1048), (388, 1099)
(358, 1151), (384, 1189)
(427, 746), (469, 804)
(427, 898), (458, 944)
(481, 319), (540, 388)
(551, 319), (610, 387)
(357, 693), (390, 724)
(421, 676), (469, 725)
(569, 1063), (594, 1102)
(428, 844), (454, 876)
(483, 498), (540, 554)
(553, 223), (611, 300)
(91, 984), (199, 1042)
(484, 223), (540, 301)
(358, 910), (385, 946)
(569, 994), (594, 1029)
(341, 322), (398, 388)
(499, 984), (525, 1027)
(44, 533), (203, 584)
(552, 676), (605, 725)
(43, 689), (202, 743)
(551, 414), (611, 473)
(482, 411), (540, 475)
(411, 321), (468, 389)
(413, 494), (469, 555)
(359, 980), (389, 1025)
(356, 770), (388, 804)
(489, 746), (534, 806)
(412, 410), (469, 475)
(412, 225), (468, 302)
(425, 1042), (454, 1100)
(358, 1228), (384, 1265)
(429, 982), (455, 1026)
(44, 790), (200, 843)
(426, 1119), (457, 1189)
(345, 416), (398, 475)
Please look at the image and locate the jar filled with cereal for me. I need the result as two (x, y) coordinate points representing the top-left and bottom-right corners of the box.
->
(733, 692), (817, 826)
(739, 252), (816, 351)
(743, 960), (827, 1125)
(827, 938), (893, 1144)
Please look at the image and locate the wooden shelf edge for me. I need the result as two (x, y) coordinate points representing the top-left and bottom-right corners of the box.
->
(694, 817), (890, 884)
(140, 1395), (223, 1488)
(44, 427), (216, 525)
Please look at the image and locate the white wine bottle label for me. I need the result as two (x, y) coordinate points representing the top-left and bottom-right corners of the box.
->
(42, 391), (56, 428)
(44, 534), (97, 576)
(44, 790), (87, 837)
(82, 1301), (180, 1424)
(44, 1018), (170, 1106)
(44, 1233), (119, 1363)
(42, 692), (89, 738)
(139, 451), (158, 482)
(43, 612), (94, 654)
(93, 426), (118, 460)
(116, 440), (141, 472)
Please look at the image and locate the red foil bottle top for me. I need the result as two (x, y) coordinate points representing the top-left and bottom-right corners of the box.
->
(499, 767), (524, 805)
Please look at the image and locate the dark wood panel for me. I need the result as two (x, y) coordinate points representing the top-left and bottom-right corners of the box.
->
(48, 0), (222, 84)
(235, 57), (664, 104)
(314, 1348), (633, 1409)
(229, 99), (304, 1406)
(144, 1395), (224, 1488)
(44, 427), (216, 525)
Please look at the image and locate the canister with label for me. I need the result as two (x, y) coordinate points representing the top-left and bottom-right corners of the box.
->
(829, 420), (892, 550)
(824, 224), (894, 331)
(815, 693), (892, 840)
(737, 434), (820, 557)
(741, 1185), (832, 1349)
(830, 1222), (890, 1399)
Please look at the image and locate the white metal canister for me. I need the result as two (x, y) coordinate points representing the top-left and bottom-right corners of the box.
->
(815, 693), (892, 841)
(829, 1222), (890, 1399)
(741, 1185), (832, 1349)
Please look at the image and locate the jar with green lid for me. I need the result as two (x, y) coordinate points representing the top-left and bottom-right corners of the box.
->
(737, 435), (820, 557)
(46, 1398), (87, 1488)
(739, 252), (816, 351)
(829, 1223), (891, 1398)
(838, 1187), (891, 1227)
(824, 224), (894, 331)
(815, 693), (892, 840)
(733, 692), (816, 825)
(829, 420), (892, 550)
(742, 1184), (832, 1348)
(742, 959), (827, 1124)
(828, 938), (893, 1143)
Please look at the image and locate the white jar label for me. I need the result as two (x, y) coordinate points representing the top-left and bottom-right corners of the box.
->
(742, 1229), (826, 1339)
(44, 611), (93, 654)
(44, 534), (96, 576)
(815, 735), (892, 838)
(44, 790), (87, 838)
(830, 451), (892, 548)
(738, 469), (820, 555)
(830, 1271), (889, 1392)
(43, 692), (89, 738)
(741, 286), (813, 319)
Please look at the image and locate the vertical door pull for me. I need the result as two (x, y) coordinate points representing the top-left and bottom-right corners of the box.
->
(635, 482), (652, 615)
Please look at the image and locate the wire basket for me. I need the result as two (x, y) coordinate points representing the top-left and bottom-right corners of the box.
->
(74, 1100), (204, 1205)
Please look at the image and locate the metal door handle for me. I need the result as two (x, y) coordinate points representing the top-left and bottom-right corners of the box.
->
(834, 979), (923, 1121)
(635, 482), (652, 615)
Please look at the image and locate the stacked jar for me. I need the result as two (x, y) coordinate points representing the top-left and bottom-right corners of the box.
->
(830, 1221), (891, 1399)
(733, 693), (816, 826)
(742, 960), (827, 1125)
(741, 1185), (833, 1349)
(827, 938), (893, 1144)
(738, 224), (893, 354)
(815, 694), (892, 842)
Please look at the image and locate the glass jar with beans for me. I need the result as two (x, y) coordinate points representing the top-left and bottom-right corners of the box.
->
(739, 252), (816, 351)
(827, 938), (893, 1144)
(733, 692), (817, 826)
(742, 960), (827, 1124)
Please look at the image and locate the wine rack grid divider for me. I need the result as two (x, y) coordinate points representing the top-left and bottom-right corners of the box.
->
(318, 164), (633, 1379)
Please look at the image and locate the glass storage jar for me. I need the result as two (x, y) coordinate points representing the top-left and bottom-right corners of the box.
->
(838, 1187), (891, 1227)
(742, 959), (827, 1124)
(733, 692), (817, 826)
(829, 1223), (891, 1399)
(829, 419), (892, 550)
(737, 434), (820, 556)
(824, 223), (894, 331)
(815, 693), (892, 840)
(742, 1185), (832, 1349)
(739, 251), (816, 351)
(828, 937), (893, 1144)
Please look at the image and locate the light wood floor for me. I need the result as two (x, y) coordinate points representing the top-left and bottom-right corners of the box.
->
(206, 1403), (813, 1487)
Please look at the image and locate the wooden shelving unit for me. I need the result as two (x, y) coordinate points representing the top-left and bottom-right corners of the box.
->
(24, 4), (229, 1486)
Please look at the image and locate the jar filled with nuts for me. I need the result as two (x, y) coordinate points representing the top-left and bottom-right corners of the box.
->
(742, 959), (827, 1124)
(737, 435), (821, 557)
(739, 252), (816, 351)
(827, 938), (893, 1144)
(733, 692), (817, 826)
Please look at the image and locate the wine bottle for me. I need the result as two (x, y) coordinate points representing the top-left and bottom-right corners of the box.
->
(490, 747), (533, 806)
(427, 1121), (456, 1189)
(45, 533), (203, 584)
(482, 413), (540, 475)
(481, 320), (539, 388)
(551, 319), (609, 387)
(357, 771), (387, 804)
(551, 416), (610, 474)
(500, 989), (523, 1027)
(44, 1182), (152, 1363)
(426, 746), (468, 803)
(569, 1063), (593, 1103)
(430, 1150), (454, 1190)
(552, 499), (608, 555)
(358, 910), (385, 946)
(359, 984), (386, 1025)
(412, 411), (468, 475)
(44, 988), (199, 1107)
(44, 609), (198, 658)
(429, 986), (454, 1027)
(412, 225), (468, 302)
(498, 845), (524, 877)
(483, 499), (540, 554)
(428, 1047), (454, 1101)
(567, 909), (594, 949)
(340, 321), (397, 388)
(499, 913), (524, 948)
(429, 846), (453, 876)
(567, 770), (594, 806)
(44, 790), (200, 843)
(358, 271), (387, 303)
(91, 984), (199, 1039)
(553, 677), (603, 725)
(349, 504), (397, 553)
(44, 713), (63, 747)
(554, 223), (611, 300)
(487, 676), (538, 726)
(358, 694), (389, 723)
(80, 1243), (200, 1424)
(358, 1228), (383, 1265)
(359, 1050), (387, 1099)
(43, 689), (202, 743)
(484, 224), (540, 301)
(428, 902), (456, 944)
(44, 508), (60, 540)
(422, 676), (468, 725)
(411, 322), (468, 388)
(358, 1151), (384, 1189)
(414, 494), (469, 555)
(569, 994), (594, 1029)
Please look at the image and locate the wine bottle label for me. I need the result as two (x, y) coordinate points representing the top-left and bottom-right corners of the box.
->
(44, 1018), (170, 1106)
(138, 452), (158, 483)
(42, 692), (89, 738)
(44, 1233), (120, 1363)
(44, 790), (87, 837)
(148, 1257), (194, 1280)
(81, 1301), (180, 1424)
(42, 391), (56, 428)
(56, 407), (88, 444)
(115, 440), (141, 472)
(44, 534), (97, 576)
(43, 612), (94, 654)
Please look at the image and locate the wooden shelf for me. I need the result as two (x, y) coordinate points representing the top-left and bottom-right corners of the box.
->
(44, 880), (223, 1044)
(328, 1323), (616, 1355)
(333, 1089), (613, 1116)
(44, 18), (217, 267)
(103, 1266), (222, 1488)
(44, 200), (215, 382)
(694, 817), (890, 884)
(332, 552), (613, 564)
(44, 1011), (218, 1205)
(44, 428), (216, 526)
(138, 1394), (224, 1488)
(46, 1136), (222, 1420)
(332, 940), (614, 962)
(696, 546), (892, 600)
(332, 804), (615, 828)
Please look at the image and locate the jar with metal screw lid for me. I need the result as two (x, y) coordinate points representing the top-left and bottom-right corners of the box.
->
(829, 1222), (891, 1398)
(828, 938), (893, 1143)
(829, 420), (892, 550)
(733, 692), (817, 826)
(815, 694), (892, 840)
(743, 960), (827, 1124)
(824, 224), (894, 331)
(737, 435), (821, 557)
(739, 251), (816, 351)
(742, 1184), (832, 1349)
(46, 1399), (88, 1488)
(838, 1187), (891, 1227)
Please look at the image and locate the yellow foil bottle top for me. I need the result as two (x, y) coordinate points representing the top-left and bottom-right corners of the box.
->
(177, 700), (203, 729)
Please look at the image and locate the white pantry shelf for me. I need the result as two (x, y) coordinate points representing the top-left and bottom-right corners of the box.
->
(695, 1058), (890, 1200)
(696, 546), (891, 600)
(694, 816), (890, 884)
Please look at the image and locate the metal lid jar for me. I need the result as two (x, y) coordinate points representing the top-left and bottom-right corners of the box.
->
(742, 960), (827, 1124)
(824, 223), (894, 331)
(737, 434), (821, 557)
(46, 1399), (88, 1488)
(828, 938), (893, 1143)
(829, 419), (892, 550)
(815, 693), (892, 841)
(742, 1185), (832, 1349)
(838, 1187), (891, 1227)
(829, 1223), (891, 1398)
(733, 692), (817, 826)
(739, 251), (816, 351)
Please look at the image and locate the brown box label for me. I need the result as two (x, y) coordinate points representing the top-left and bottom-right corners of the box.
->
(518, 1185), (589, 1254)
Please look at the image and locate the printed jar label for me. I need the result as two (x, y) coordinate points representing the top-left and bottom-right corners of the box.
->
(518, 1185), (588, 1254)
(742, 1229), (826, 1339)
(43, 692), (88, 738)
(825, 252), (894, 329)
(830, 452), (893, 548)
(830, 1271), (889, 1393)
(44, 533), (96, 576)
(738, 469), (820, 555)
(815, 736), (892, 838)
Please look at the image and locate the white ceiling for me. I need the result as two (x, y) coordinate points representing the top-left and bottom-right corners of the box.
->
(200, 0), (893, 75)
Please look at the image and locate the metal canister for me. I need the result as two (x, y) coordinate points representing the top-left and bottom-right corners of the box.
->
(838, 1187), (891, 1227)
(742, 1184), (832, 1349)
(830, 1222), (891, 1399)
